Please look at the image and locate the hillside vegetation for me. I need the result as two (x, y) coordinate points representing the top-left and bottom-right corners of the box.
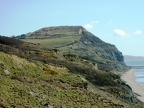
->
(0, 28), (144, 107)
(0, 51), (143, 108)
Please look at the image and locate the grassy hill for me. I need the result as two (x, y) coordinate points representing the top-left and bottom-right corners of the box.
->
(15, 26), (127, 72)
(15, 26), (82, 48)
(0, 36), (144, 107)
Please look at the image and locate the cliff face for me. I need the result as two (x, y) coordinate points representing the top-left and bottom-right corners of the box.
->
(73, 28), (124, 62)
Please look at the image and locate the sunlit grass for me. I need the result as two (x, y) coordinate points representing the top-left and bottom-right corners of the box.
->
(21, 35), (81, 48)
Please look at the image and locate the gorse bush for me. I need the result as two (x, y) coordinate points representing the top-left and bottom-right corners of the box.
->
(43, 67), (58, 75)
(86, 72), (119, 86)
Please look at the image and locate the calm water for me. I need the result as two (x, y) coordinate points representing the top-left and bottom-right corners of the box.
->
(125, 59), (144, 86)
(134, 68), (144, 85)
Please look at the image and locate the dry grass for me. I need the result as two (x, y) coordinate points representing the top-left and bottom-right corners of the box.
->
(0, 52), (36, 67)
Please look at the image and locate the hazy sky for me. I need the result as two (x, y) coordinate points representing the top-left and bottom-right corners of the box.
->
(0, 0), (144, 56)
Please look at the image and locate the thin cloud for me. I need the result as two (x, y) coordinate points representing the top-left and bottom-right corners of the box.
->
(84, 24), (94, 30)
(114, 29), (126, 37)
(133, 30), (143, 35)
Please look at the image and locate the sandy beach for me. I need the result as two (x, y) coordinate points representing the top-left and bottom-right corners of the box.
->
(121, 69), (144, 102)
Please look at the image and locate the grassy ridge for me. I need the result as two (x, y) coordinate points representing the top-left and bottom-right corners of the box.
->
(21, 34), (81, 48)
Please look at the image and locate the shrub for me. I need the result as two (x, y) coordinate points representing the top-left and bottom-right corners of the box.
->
(43, 68), (58, 75)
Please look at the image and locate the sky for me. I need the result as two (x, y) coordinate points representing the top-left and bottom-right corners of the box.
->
(0, 0), (144, 56)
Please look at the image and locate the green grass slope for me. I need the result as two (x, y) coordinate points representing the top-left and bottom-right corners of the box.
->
(22, 35), (81, 49)
(17, 26), (82, 49)
(0, 51), (143, 108)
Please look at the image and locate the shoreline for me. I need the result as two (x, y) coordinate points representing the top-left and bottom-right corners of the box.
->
(121, 69), (144, 102)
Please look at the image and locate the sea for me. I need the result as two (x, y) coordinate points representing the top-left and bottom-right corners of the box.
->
(134, 68), (144, 86)
(125, 59), (144, 86)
